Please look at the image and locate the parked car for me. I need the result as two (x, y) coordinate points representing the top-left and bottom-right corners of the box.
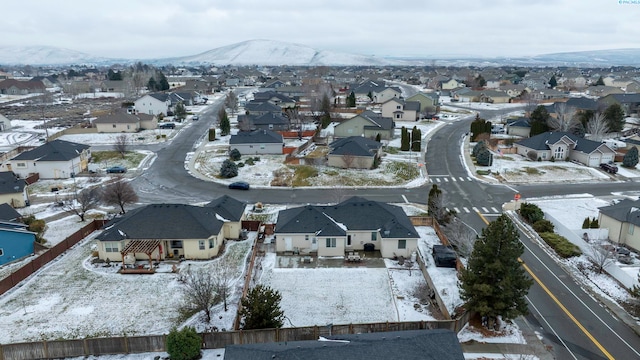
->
(432, 245), (457, 268)
(192, 115), (199, 121)
(599, 163), (618, 174)
(159, 123), (175, 129)
(228, 181), (250, 190)
(106, 166), (127, 174)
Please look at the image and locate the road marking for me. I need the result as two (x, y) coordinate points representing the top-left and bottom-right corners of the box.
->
(472, 207), (479, 213)
(401, 195), (409, 203)
(443, 178), (449, 182)
(482, 207), (489, 213)
(436, 178), (441, 183)
(459, 177), (466, 181)
(491, 207), (500, 213)
(526, 295), (579, 360)
(454, 207), (460, 213)
(451, 177), (457, 182)
(467, 177), (473, 181)
(476, 211), (620, 360)
(463, 207), (470, 213)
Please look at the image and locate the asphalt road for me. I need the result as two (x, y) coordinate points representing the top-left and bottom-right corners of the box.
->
(125, 98), (640, 359)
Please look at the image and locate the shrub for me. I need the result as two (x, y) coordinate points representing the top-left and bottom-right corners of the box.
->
(582, 217), (590, 229)
(245, 158), (255, 165)
(208, 128), (216, 141)
(533, 219), (555, 233)
(220, 159), (238, 178)
(622, 146), (639, 168)
(538, 232), (582, 258)
(166, 327), (201, 360)
(476, 148), (492, 166)
(519, 202), (544, 224)
(237, 162), (245, 167)
(472, 141), (487, 158)
(589, 218), (599, 228)
(229, 148), (241, 161)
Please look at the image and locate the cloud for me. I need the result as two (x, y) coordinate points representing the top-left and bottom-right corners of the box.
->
(1, 0), (638, 59)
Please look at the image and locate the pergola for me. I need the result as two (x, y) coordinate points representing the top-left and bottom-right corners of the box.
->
(119, 239), (161, 274)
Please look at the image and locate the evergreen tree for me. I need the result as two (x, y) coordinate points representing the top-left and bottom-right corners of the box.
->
(460, 215), (533, 322)
(400, 127), (410, 151)
(229, 148), (241, 161)
(147, 76), (157, 91)
(158, 71), (170, 90)
(220, 159), (238, 178)
(604, 103), (625, 133)
(166, 327), (201, 360)
(346, 91), (356, 107)
(174, 102), (187, 120)
(375, 133), (381, 142)
(367, 91), (373, 101)
(472, 140), (487, 158)
(590, 218), (599, 229)
(208, 128), (216, 141)
(623, 147), (639, 168)
(476, 148), (492, 166)
(411, 127), (421, 151)
(529, 105), (550, 136)
(240, 285), (285, 330)
(582, 217), (591, 229)
(218, 108), (230, 135)
(548, 75), (557, 88)
(595, 76), (605, 86)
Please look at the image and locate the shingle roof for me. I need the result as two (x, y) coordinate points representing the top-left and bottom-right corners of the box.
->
(329, 136), (381, 157)
(404, 101), (421, 112)
(0, 172), (26, 194)
(204, 195), (246, 222)
(252, 112), (289, 125)
(507, 117), (531, 128)
(275, 205), (347, 236)
(565, 97), (600, 111)
(245, 101), (282, 113)
(223, 329), (464, 360)
(95, 204), (224, 241)
(0, 203), (21, 221)
(93, 111), (140, 124)
(608, 93), (640, 103)
(147, 93), (170, 102)
(12, 140), (89, 162)
(599, 199), (640, 227)
(516, 131), (613, 155)
(230, 129), (284, 144)
(354, 111), (394, 131)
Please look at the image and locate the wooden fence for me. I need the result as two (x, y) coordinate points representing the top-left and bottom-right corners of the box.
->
(0, 319), (472, 360)
(0, 219), (108, 296)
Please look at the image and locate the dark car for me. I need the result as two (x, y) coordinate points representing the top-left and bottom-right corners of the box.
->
(106, 166), (127, 174)
(599, 163), (618, 174)
(159, 123), (175, 129)
(432, 245), (457, 268)
(228, 181), (250, 190)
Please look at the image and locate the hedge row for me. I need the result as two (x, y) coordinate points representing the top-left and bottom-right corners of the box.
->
(538, 232), (582, 258)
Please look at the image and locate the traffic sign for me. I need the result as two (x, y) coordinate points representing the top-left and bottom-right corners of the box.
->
(514, 193), (521, 201)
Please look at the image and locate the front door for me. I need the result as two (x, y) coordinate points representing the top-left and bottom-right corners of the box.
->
(311, 237), (318, 251)
(347, 235), (352, 247)
(284, 237), (293, 251)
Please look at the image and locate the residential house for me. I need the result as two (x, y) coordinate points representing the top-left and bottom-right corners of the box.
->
(224, 329), (464, 360)
(203, 195), (246, 239)
(531, 89), (568, 101)
(263, 80), (286, 88)
(499, 84), (529, 98)
(248, 112), (290, 131)
(0, 172), (28, 208)
(334, 111), (394, 140)
(565, 97), (601, 112)
(0, 221), (36, 266)
(349, 80), (387, 98)
(440, 78), (462, 90)
(457, 90), (511, 104)
(253, 91), (296, 109)
(599, 93), (640, 116)
(0, 203), (21, 221)
(8, 139), (90, 179)
(134, 93), (171, 116)
(381, 98), (420, 121)
(244, 101), (283, 116)
(0, 79), (45, 95)
(95, 203), (239, 263)
(93, 111), (158, 133)
(230, 129), (284, 155)
(586, 85), (624, 98)
(598, 199), (640, 252)
(328, 136), (382, 169)
(506, 117), (531, 138)
(0, 114), (11, 132)
(405, 92), (440, 113)
(274, 196), (419, 258)
(515, 131), (615, 166)
(373, 87), (402, 104)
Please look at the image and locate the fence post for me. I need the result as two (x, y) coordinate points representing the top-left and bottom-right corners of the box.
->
(124, 335), (129, 354)
(43, 340), (49, 358)
(0, 343), (4, 360)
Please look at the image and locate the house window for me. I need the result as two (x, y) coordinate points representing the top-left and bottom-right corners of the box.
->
(105, 242), (119, 252)
(326, 238), (337, 248)
(170, 240), (183, 248)
(16, 162), (26, 168)
(554, 147), (565, 159)
(209, 239), (215, 248)
(199, 240), (205, 250)
(630, 224), (635, 235)
(398, 240), (407, 249)
(305, 235), (309, 241)
(371, 232), (377, 241)
(0, 248), (4, 256)
(112, 124), (116, 128)
(269, 124), (274, 129)
(260, 144), (265, 149)
(541, 153), (547, 159)
(395, 114), (401, 119)
(396, 105), (401, 110)
(347, 128), (353, 134)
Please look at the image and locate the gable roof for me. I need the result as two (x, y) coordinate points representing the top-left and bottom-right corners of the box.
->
(329, 136), (381, 157)
(146, 93), (170, 102)
(341, 111), (394, 131)
(404, 101), (421, 112)
(93, 111), (140, 125)
(12, 140), (89, 162)
(245, 101), (282, 113)
(253, 112), (289, 126)
(0, 203), (21, 221)
(0, 172), (26, 194)
(230, 129), (284, 144)
(606, 93), (640, 104)
(276, 205), (347, 236)
(565, 97), (600, 111)
(223, 329), (464, 360)
(507, 117), (531, 128)
(599, 199), (640, 227)
(204, 195), (246, 222)
(407, 92), (439, 102)
(516, 131), (614, 155)
(96, 204), (224, 241)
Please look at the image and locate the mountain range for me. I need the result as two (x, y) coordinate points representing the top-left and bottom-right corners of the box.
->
(1, 40), (640, 67)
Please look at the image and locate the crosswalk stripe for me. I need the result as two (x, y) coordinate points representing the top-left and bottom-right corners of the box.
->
(451, 177), (457, 182)
(436, 178), (441, 183)
(491, 207), (500, 213)
(463, 207), (470, 213)
(454, 207), (460, 213)
(472, 207), (479, 213)
(467, 177), (473, 181)
(459, 177), (465, 181)
(482, 207), (489, 213)
(443, 178), (449, 182)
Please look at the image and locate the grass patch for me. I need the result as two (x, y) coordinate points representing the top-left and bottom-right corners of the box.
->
(91, 151), (146, 169)
(385, 147), (400, 154)
(306, 146), (329, 158)
(497, 156), (514, 161)
(538, 232), (582, 258)
(292, 165), (318, 187)
(476, 170), (491, 175)
(523, 167), (543, 175)
(383, 161), (419, 181)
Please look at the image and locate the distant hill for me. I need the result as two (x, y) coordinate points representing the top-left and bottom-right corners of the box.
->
(2, 41), (640, 67)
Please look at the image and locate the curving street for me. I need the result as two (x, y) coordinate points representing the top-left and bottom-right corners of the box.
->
(129, 99), (640, 359)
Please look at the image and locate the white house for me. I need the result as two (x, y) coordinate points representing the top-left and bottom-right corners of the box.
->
(8, 140), (90, 179)
(229, 129), (284, 155)
(134, 93), (171, 116)
(0, 114), (11, 132)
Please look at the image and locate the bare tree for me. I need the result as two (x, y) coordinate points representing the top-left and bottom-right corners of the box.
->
(212, 259), (235, 312)
(341, 153), (355, 169)
(63, 187), (102, 222)
(102, 177), (139, 214)
(179, 267), (217, 323)
(442, 218), (477, 258)
(113, 134), (129, 159)
(549, 103), (579, 132)
(225, 92), (238, 114)
(588, 241), (615, 274)
(586, 112), (610, 142)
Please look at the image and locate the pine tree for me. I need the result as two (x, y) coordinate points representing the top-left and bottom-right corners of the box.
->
(604, 104), (625, 133)
(220, 159), (238, 178)
(529, 105), (550, 136)
(460, 215), (533, 322)
(476, 148), (492, 166)
(218, 108), (230, 136)
(472, 140), (487, 158)
(590, 218), (599, 229)
(595, 76), (605, 86)
(240, 285), (285, 330)
(174, 102), (187, 120)
(582, 217), (591, 229)
(623, 146), (639, 168)
(548, 75), (557, 88)
(347, 92), (356, 107)
(166, 327), (201, 360)
(411, 126), (421, 151)
(400, 127), (410, 151)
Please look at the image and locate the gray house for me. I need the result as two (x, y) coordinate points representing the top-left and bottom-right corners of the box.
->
(334, 111), (394, 140)
(328, 136), (381, 169)
(515, 131), (615, 166)
(229, 129), (284, 155)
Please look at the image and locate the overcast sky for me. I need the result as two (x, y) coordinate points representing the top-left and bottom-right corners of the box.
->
(3, 0), (639, 59)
